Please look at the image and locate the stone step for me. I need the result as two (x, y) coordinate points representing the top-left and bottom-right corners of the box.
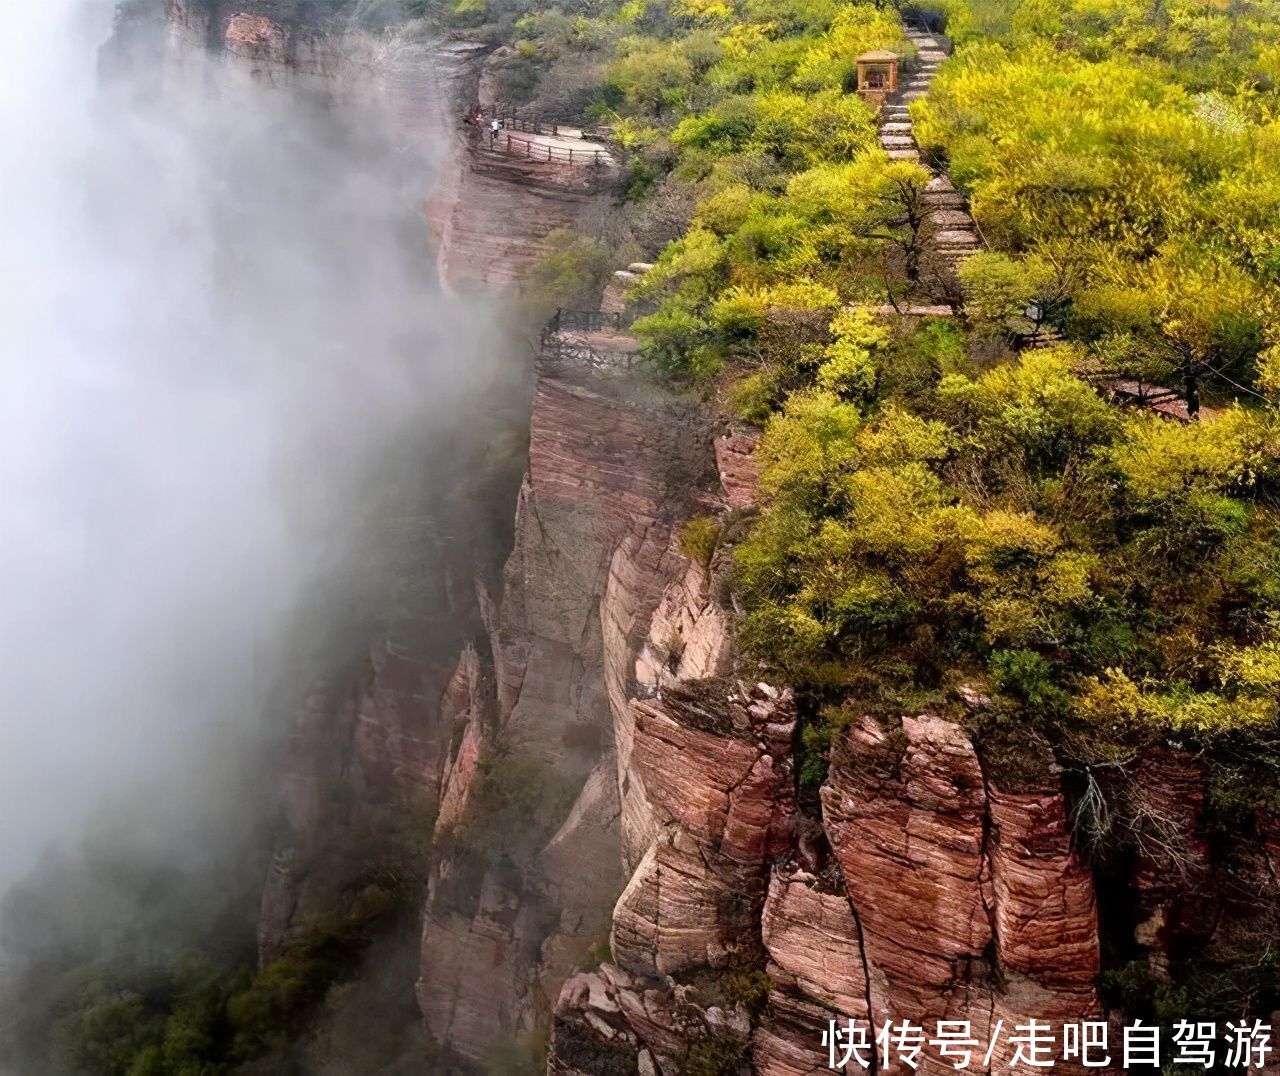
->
(923, 192), (966, 209)
(886, 148), (921, 160)
(926, 175), (956, 192)
(879, 134), (916, 148)
(882, 108), (911, 118)
(875, 303), (956, 318)
(901, 90), (927, 101)
(934, 231), (980, 247)
(880, 122), (914, 134)
(929, 208), (973, 228)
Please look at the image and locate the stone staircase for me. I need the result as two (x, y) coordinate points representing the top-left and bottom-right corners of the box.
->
(871, 25), (1203, 421)
(877, 24), (984, 275)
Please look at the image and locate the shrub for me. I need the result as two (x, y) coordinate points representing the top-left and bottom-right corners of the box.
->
(680, 515), (721, 565)
(728, 370), (777, 425)
(529, 229), (614, 313)
(685, 1034), (750, 1075)
(798, 705), (854, 789)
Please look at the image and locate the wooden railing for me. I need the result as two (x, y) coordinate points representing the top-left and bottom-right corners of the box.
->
(494, 110), (564, 136)
(542, 336), (639, 371)
(494, 112), (615, 143)
(481, 130), (609, 166)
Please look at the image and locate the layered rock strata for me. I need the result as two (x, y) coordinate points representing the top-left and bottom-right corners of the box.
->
(416, 351), (712, 1063)
(549, 435), (1111, 1075)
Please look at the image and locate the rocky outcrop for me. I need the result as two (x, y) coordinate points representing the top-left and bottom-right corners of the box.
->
(820, 714), (1103, 1072)
(753, 866), (870, 1075)
(426, 138), (616, 294)
(612, 682), (798, 978)
(554, 583), (1109, 1076)
(714, 429), (762, 512)
(163, 0), (346, 85)
(822, 714), (995, 1038)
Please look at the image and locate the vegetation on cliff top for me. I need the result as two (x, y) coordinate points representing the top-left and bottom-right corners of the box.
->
(456, 0), (1280, 1025)
(456, 0), (1280, 752)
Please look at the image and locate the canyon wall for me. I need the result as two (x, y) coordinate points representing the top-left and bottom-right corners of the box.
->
(159, 9), (1280, 1074)
(162, 0), (626, 978)
(417, 351), (712, 1064)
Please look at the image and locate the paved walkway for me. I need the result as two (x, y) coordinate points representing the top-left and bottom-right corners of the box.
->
(872, 26), (1214, 422)
(478, 118), (616, 169)
(877, 26), (983, 274)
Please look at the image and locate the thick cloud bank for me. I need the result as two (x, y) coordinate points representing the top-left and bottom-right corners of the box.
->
(0, 0), (498, 895)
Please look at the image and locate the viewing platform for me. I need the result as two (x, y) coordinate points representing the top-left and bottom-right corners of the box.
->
(467, 111), (621, 192)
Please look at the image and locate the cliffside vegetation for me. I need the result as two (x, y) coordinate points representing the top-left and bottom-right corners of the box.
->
(0, 806), (431, 1075)
(455, 0), (1280, 757)
(450, 0), (1280, 1030)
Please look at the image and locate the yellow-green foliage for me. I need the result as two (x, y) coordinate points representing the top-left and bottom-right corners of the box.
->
(912, 22), (1279, 395)
(735, 315), (1280, 744)
(484, 0), (1280, 757)
(1079, 670), (1277, 733)
(679, 514), (722, 564)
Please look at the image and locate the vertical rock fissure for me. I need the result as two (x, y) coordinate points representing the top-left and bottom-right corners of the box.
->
(841, 887), (880, 1076)
(975, 757), (1001, 955)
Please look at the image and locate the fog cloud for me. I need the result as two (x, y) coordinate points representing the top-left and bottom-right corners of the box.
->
(0, 0), (504, 896)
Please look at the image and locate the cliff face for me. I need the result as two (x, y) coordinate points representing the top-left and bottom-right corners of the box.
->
(163, 1), (617, 294)
(416, 352), (712, 1063)
(546, 429), (1111, 1075)
(425, 66), (623, 293)
(546, 415), (1280, 1075)
(160, 9), (1280, 1072)
(163, 0), (344, 84)
(160, 0), (624, 977)
(426, 147), (617, 295)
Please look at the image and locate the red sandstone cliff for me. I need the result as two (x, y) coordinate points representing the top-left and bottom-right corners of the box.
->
(548, 431), (1111, 1075)
(415, 354), (711, 1063)
(161, 9), (1280, 1071)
